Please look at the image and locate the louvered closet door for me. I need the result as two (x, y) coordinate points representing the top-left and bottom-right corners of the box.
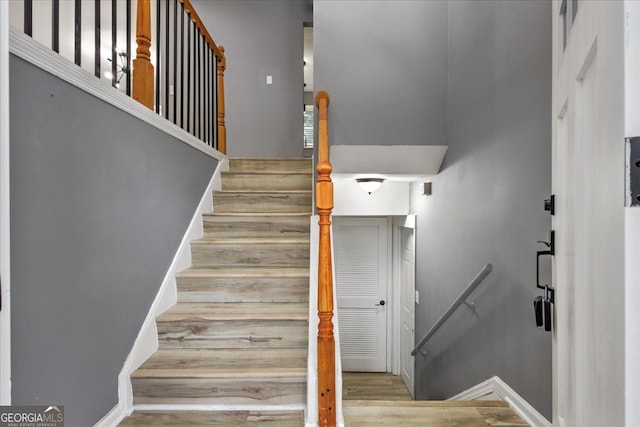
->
(334, 217), (388, 372)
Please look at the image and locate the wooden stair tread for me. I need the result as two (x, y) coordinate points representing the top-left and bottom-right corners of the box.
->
(177, 266), (309, 278)
(157, 302), (309, 321)
(344, 400), (510, 408)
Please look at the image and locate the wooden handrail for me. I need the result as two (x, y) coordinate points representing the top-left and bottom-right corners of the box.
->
(132, 0), (154, 109)
(132, 0), (227, 153)
(179, 0), (222, 59)
(315, 90), (336, 427)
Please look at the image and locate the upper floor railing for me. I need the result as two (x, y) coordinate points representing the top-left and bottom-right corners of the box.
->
(13, 0), (226, 154)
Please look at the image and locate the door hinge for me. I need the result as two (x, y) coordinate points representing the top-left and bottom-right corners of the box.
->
(626, 137), (640, 207)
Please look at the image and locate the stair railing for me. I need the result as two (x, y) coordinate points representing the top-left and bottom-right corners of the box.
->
(411, 263), (493, 357)
(17, 0), (226, 154)
(315, 90), (336, 427)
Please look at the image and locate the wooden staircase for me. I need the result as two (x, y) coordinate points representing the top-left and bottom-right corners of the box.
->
(120, 158), (312, 426)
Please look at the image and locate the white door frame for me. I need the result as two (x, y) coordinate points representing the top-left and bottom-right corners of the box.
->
(391, 215), (416, 395)
(0, 0), (11, 405)
(334, 216), (390, 372)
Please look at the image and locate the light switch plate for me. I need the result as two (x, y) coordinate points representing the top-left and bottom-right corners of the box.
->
(266, 75), (273, 85)
(415, 290), (420, 304)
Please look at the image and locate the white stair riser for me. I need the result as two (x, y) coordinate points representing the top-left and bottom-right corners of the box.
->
(203, 215), (310, 238)
(213, 193), (312, 214)
(191, 243), (310, 267)
(177, 277), (309, 303)
(222, 173), (312, 191)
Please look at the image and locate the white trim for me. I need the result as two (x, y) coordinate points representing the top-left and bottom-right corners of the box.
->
(0, 0), (11, 406)
(100, 158), (227, 427)
(391, 224), (401, 377)
(94, 402), (125, 427)
(8, 28), (225, 162)
(449, 376), (551, 427)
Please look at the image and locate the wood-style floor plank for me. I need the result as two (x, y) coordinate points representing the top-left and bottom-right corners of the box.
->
(343, 372), (412, 401)
(119, 410), (304, 426)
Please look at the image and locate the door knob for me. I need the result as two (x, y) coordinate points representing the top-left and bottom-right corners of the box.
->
(375, 300), (386, 306)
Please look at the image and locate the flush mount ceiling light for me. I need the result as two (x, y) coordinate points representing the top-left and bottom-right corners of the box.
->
(356, 178), (385, 195)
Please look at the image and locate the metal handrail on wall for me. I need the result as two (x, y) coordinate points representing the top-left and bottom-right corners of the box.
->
(411, 263), (493, 358)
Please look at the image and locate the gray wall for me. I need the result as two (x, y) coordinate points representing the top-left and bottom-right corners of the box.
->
(410, 0), (552, 417)
(10, 56), (217, 426)
(193, 0), (312, 158)
(314, 0), (448, 146)
(314, 0), (552, 418)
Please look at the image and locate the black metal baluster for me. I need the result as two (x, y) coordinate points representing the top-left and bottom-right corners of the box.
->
(195, 30), (200, 139)
(204, 45), (209, 144)
(209, 48), (214, 146)
(75, 0), (82, 66)
(164, 0), (169, 119)
(155, 0), (161, 113)
(214, 51), (218, 147)
(126, 0), (131, 95)
(94, 0), (100, 77)
(52, 0), (60, 52)
(173, 0), (178, 124)
(180, 3), (185, 128)
(111, 0), (117, 86)
(214, 54), (218, 149)
(24, 0), (33, 37)
(186, 16), (191, 133)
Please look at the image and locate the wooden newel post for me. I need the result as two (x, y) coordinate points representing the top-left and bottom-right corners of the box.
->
(315, 90), (336, 427)
(132, 0), (154, 109)
(216, 46), (227, 155)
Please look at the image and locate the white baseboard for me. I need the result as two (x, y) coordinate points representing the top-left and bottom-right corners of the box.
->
(94, 402), (126, 427)
(449, 376), (551, 427)
(99, 158), (227, 427)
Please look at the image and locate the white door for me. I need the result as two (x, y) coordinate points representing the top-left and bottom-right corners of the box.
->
(334, 217), (388, 372)
(398, 227), (415, 397)
(552, 1), (627, 426)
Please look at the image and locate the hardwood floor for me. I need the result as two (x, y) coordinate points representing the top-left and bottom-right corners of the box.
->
(341, 373), (529, 426)
(343, 372), (412, 401)
(343, 400), (529, 427)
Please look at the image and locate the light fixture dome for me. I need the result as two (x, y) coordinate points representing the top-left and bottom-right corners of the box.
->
(356, 178), (385, 194)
